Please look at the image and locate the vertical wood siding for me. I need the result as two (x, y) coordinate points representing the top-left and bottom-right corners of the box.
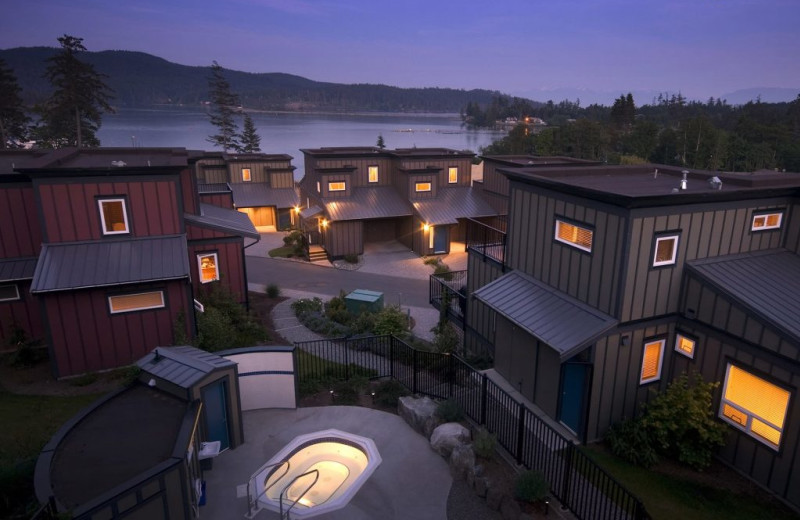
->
(785, 200), (800, 254)
(310, 157), (394, 187)
(0, 281), (43, 345)
(179, 168), (197, 215)
(271, 171), (295, 188)
(320, 173), (352, 198)
(408, 174), (437, 199)
(190, 240), (247, 303)
(466, 253), (504, 349)
(400, 158), (473, 186)
(481, 160), (510, 196)
(199, 193), (234, 209)
(0, 185), (42, 257)
(326, 221), (363, 257)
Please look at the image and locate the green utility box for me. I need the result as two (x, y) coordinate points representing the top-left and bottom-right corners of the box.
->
(345, 289), (384, 314)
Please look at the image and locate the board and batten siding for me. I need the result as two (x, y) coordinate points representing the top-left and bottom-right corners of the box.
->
(400, 158), (472, 186)
(0, 280), (43, 345)
(481, 160), (510, 197)
(505, 184), (627, 316)
(35, 178), (181, 242)
(320, 173), (352, 198)
(228, 161), (289, 184)
(179, 168), (198, 215)
(325, 220), (363, 258)
(465, 253), (504, 353)
(311, 157), (394, 187)
(784, 200), (800, 254)
(199, 192), (234, 209)
(0, 185), (42, 257)
(621, 200), (791, 322)
(270, 171), (295, 189)
(189, 239), (247, 304)
(408, 174), (437, 199)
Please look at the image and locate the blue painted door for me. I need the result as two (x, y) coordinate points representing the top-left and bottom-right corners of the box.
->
(278, 209), (291, 230)
(433, 226), (448, 253)
(202, 380), (230, 450)
(559, 363), (589, 437)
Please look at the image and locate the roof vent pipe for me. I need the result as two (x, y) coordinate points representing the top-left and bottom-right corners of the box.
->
(680, 170), (688, 190)
(653, 168), (658, 179)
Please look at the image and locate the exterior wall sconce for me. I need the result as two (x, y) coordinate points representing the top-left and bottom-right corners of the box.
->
(620, 333), (631, 347)
(321, 219), (328, 228)
(294, 206), (300, 214)
(423, 223), (430, 232)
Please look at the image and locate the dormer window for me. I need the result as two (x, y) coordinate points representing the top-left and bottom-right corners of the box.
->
(415, 182), (432, 192)
(242, 168), (252, 182)
(368, 166), (379, 183)
(555, 219), (592, 252)
(328, 181), (346, 192)
(98, 198), (129, 235)
(751, 212), (782, 231)
(448, 167), (458, 184)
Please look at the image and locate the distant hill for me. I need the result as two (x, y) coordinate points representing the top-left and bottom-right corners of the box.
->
(0, 47), (514, 113)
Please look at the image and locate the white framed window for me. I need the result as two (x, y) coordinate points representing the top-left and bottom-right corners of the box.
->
(0, 284), (20, 302)
(328, 181), (346, 192)
(720, 364), (790, 450)
(316, 181), (321, 193)
(751, 212), (782, 231)
(242, 168), (252, 182)
(98, 198), (129, 235)
(415, 182), (432, 192)
(640, 339), (665, 384)
(368, 166), (379, 183)
(674, 334), (695, 359)
(197, 252), (219, 283)
(653, 235), (679, 266)
(448, 167), (458, 184)
(555, 219), (593, 252)
(109, 291), (165, 314)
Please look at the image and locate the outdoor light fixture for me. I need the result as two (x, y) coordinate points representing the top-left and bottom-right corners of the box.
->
(423, 223), (430, 232)
(148, 378), (156, 387)
(322, 219), (328, 227)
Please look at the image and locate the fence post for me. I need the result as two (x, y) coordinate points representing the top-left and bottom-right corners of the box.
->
(412, 349), (418, 394)
(515, 401), (526, 465)
(448, 354), (454, 398)
(389, 337), (394, 380)
(345, 337), (350, 380)
(480, 374), (488, 425)
(561, 442), (574, 510)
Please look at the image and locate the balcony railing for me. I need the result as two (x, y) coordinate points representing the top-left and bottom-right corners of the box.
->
(429, 270), (467, 328)
(465, 218), (506, 268)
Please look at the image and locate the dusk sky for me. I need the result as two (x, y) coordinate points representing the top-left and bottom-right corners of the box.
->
(2, 0), (799, 104)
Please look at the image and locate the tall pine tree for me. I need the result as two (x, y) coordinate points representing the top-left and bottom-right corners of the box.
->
(34, 35), (114, 148)
(239, 114), (261, 153)
(206, 61), (242, 152)
(0, 58), (30, 148)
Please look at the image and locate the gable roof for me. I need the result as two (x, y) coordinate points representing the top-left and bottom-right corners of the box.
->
(31, 235), (190, 293)
(473, 270), (618, 361)
(229, 183), (299, 208)
(687, 249), (800, 343)
(0, 257), (37, 282)
(413, 187), (497, 225)
(323, 186), (413, 221)
(138, 346), (235, 389)
(185, 203), (260, 239)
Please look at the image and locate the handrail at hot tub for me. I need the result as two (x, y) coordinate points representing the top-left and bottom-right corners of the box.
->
(245, 460), (290, 518)
(280, 469), (320, 519)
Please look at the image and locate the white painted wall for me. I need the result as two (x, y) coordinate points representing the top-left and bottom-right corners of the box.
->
(223, 350), (296, 410)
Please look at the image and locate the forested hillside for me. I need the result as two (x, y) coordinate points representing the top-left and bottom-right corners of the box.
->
(0, 47), (505, 113)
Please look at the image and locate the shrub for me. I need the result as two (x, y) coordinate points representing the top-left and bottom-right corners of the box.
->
(351, 312), (377, 335)
(605, 417), (659, 468)
(282, 230), (306, 257)
(196, 284), (268, 350)
(515, 470), (549, 503)
(473, 428), (497, 460)
(266, 283), (280, 298)
(332, 376), (368, 405)
(436, 399), (464, 422)
(291, 297), (323, 316)
(431, 321), (460, 354)
(423, 256), (440, 266)
(5, 323), (43, 367)
(325, 293), (352, 326)
(373, 305), (409, 336)
(373, 379), (409, 408)
(343, 253), (359, 264)
(433, 262), (453, 281)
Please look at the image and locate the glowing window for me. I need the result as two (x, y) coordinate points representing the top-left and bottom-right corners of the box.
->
(555, 220), (593, 252)
(0, 284), (20, 302)
(640, 339), (664, 384)
(415, 182), (432, 192)
(751, 212), (782, 231)
(448, 167), (458, 184)
(109, 291), (164, 314)
(328, 181), (346, 192)
(720, 364), (790, 450)
(674, 334), (695, 359)
(242, 168), (252, 182)
(98, 198), (129, 235)
(653, 235), (679, 266)
(368, 166), (379, 183)
(197, 253), (219, 283)
(316, 181), (320, 193)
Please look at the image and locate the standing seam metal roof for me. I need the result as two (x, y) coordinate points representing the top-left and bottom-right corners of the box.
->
(323, 186), (413, 221)
(0, 257), (38, 282)
(185, 203), (260, 239)
(229, 183), (299, 208)
(686, 249), (800, 343)
(137, 346), (235, 389)
(413, 187), (498, 225)
(473, 270), (618, 361)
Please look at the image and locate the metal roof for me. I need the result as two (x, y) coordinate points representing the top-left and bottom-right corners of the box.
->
(413, 187), (498, 225)
(185, 203), (260, 239)
(687, 249), (800, 343)
(473, 270), (618, 361)
(198, 183), (231, 194)
(0, 257), (37, 282)
(300, 205), (323, 218)
(31, 235), (190, 293)
(138, 346), (235, 389)
(229, 183), (299, 208)
(324, 186), (413, 221)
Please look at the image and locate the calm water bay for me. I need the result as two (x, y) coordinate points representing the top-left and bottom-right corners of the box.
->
(98, 107), (504, 178)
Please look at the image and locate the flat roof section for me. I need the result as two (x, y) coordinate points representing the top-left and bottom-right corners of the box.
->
(18, 147), (188, 171)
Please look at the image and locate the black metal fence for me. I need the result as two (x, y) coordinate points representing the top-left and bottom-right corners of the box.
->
(429, 270), (467, 328)
(465, 218), (507, 267)
(295, 336), (649, 520)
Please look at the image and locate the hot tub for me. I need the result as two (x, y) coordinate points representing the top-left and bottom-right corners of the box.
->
(246, 429), (381, 518)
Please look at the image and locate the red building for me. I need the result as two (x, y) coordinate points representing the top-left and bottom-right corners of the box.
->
(0, 147), (258, 377)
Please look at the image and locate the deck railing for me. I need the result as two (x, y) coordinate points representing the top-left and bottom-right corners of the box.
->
(465, 218), (506, 268)
(429, 270), (467, 329)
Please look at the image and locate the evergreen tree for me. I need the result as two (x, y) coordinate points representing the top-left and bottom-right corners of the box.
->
(0, 58), (30, 148)
(34, 35), (114, 148)
(239, 114), (261, 152)
(206, 61), (242, 152)
(376, 134), (386, 149)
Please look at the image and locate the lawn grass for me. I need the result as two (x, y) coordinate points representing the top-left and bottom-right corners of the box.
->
(581, 444), (798, 520)
(268, 246), (296, 258)
(0, 389), (103, 518)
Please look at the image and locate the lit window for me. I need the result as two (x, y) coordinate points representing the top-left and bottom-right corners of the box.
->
(674, 334), (695, 359)
(109, 291), (165, 314)
(448, 167), (458, 184)
(720, 364), (790, 450)
(197, 253), (219, 283)
(242, 168), (252, 182)
(0, 284), (20, 302)
(653, 235), (679, 266)
(751, 212), (782, 231)
(98, 198), (129, 235)
(429, 226), (434, 248)
(555, 220), (593, 252)
(640, 339), (665, 384)
(316, 181), (320, 193)
(328, 181), (346, 192)
(368, 166), (379, 183)
(415, 182), (432, 192)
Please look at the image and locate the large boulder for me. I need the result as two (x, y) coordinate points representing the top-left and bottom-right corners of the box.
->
(398, 396), (440, 438)
(430, 422), (471, 458)
(449, 443), (476, 480)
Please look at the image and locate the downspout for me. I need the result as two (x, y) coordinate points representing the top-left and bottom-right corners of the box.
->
(242, 235), (260, 311)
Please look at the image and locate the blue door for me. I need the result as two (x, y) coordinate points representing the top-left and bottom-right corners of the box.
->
(202, 380), (230, 450)
(433, 226), (448, 253)
(558, 363), (590, 437)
